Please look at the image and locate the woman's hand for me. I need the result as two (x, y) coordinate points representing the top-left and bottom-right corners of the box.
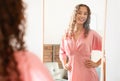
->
(85, 60), (99, 68)
(63, 63), (72, 72)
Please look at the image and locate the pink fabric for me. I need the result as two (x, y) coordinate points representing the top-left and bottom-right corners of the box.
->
(59, 29), (102, 81)
(14, 51), (54, 81)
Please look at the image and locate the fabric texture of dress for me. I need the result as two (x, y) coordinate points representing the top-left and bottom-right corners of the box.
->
(59, 29), (102, 81)
(14, 51), (54, 81)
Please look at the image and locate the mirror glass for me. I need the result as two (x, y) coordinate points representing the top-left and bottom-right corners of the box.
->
(43, 0), (106, 81)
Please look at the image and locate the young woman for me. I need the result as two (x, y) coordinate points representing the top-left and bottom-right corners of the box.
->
(0, 0), (54, 81)
(59, 4), (102, 81)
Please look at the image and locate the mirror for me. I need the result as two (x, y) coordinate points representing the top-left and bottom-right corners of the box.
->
(43, 0), (106, 81)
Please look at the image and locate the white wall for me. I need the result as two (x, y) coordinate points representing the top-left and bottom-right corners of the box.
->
(106, 0), (120, 81)
(24, 0), (43, 59)
(44, 0), (105, 44)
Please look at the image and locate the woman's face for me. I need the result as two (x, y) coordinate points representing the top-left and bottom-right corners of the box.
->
(75, 6), (88, 25)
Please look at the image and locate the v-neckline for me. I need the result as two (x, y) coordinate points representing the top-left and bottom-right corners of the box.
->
(73, 29), (84, 43)
(73, 34), (80, 43)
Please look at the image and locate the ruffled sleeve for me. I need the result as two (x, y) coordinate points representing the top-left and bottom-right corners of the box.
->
(92, 30), (102, 51)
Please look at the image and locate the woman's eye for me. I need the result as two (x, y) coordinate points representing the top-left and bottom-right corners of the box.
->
(84, 13), (88, 15)
(77, 12), (81, 14)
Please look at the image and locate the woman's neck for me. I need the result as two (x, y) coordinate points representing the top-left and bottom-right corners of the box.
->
(74, 24), (84, 32)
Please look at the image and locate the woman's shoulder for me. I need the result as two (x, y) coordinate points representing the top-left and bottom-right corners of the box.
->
(14, 50), (45, 69)
(89, 29), (97, 33)
(89, 29), (102, 39)
(14, 50), (41, 62)
(89, 29), (100, 36)
(61, 32), (73, 41)
(14, 51), (54, 81)
(14, 50), (34, 56)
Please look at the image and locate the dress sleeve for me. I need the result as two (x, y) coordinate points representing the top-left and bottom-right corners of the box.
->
(92, 31), (102, 51)
(59, 38), (67, 63)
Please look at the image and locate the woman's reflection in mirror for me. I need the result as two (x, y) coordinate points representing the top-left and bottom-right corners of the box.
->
(59, 4), (102, 81)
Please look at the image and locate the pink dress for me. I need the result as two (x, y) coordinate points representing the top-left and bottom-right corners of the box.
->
(14, 51), (54, 81)
(59, 29), (102, 81)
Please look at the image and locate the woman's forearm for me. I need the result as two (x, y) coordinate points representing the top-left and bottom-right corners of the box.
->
(62, 59), (67, 66)
(96, 58), (101, 67)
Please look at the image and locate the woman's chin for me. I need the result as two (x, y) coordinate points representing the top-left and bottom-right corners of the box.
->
(77, 22), (84, 25)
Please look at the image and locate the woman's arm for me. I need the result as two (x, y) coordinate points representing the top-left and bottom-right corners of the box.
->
(85, 58), (101, 68)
